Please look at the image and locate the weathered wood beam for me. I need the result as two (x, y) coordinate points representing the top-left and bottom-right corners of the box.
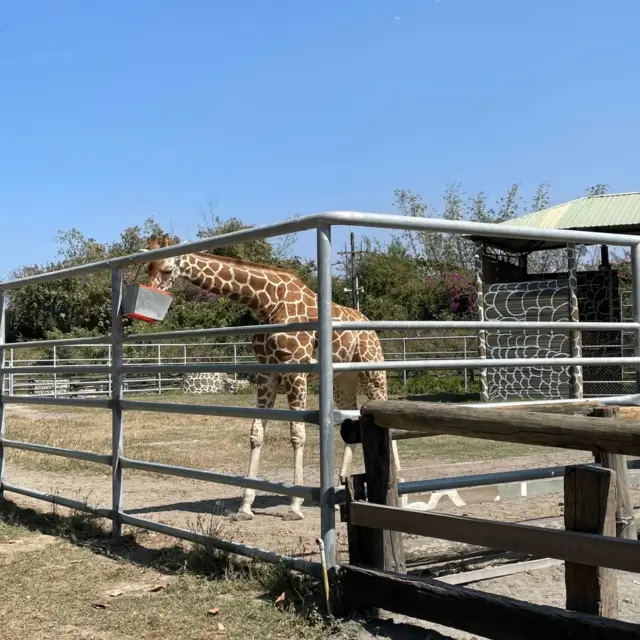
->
(564, 465), (618, 617)
(360, 400), (640, 455)
(349, 501), (640, 573)
(342, 565), (640, 640)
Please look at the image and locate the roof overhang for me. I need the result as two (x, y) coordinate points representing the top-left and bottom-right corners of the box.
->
(467, 224), (640, 254)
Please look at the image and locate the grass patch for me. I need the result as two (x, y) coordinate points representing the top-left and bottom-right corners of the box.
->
(4, 391), (549, 478)
(0, 499), (349, 640)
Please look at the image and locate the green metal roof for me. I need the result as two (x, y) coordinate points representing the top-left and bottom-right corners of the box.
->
(473, 192), (640, 253)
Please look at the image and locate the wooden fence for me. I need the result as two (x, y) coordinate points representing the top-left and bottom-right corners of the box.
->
(340, 401), (640, 639)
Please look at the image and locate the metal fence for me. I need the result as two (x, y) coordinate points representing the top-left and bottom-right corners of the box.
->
(1, 335), (478, 397)
(1, 211), (640, 572)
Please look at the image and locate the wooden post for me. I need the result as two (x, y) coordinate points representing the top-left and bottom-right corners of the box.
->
(359, 413), (406, 575)
(344, 473), (368, 567)
(564, 464), (618, 618)
(591, 407), (638, 540)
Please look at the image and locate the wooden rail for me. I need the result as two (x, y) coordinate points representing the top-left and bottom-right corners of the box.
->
(340, 400), (607, 444)
(359, 400), (640, 454)
(342, 565), (640, 640)
(342, 400), (640, 638)
(349, 499), (640, 574)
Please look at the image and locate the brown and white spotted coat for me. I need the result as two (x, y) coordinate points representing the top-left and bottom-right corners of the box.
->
(144, 234), (398, 521)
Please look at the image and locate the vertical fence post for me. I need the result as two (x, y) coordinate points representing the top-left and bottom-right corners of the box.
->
(474, 242), (489, 402)
(591, 406), (637, 539)
(108, 344), (113, 396)
(110, 268), (125, 538)
(632, 244), (640, 394)
(53, 345), (58, 399)
(0, 290), (6, 504)
(564, 464), (618, 618)
(463, 337), (468, 392)
(157, 344), (162, 394)
(566, 243), (583, 399)
(360, 413), (406, 574)
(9, 348), (13, 396)
(317, 222), (336, 569)
(233, 343), (238, 380)
(402, 338), (407, 388)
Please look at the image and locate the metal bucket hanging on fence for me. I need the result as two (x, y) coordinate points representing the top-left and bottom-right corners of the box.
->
(122, 283), (173, 323)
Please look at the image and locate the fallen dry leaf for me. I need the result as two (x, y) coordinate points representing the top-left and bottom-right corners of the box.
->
(92, 603), (109, 610)
(217, 622), (225, 632)
(107, 589), (124, 598)
(208, 607), (220, 616)
(148, 583), (167, 593)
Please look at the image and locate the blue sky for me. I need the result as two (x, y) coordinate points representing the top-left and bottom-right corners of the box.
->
(2, 0), (640, 278)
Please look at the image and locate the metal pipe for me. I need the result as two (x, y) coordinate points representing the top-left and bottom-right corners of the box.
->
(8, 361), (320, 375)
(474, 242), (488, 402)
(122, 320), (320, 343)
(332, 320), (640, 331)
(120, 399), (320, 424)
(397, 458), (640, 495)
(466, 393), (640, 409)
(566, 243), (583, 399)
(2, 439), (112, 465)
(9, 364), (112, 375)
(399, 465), (570, 495)
(333, 356), (640, 372)
(121, 457), (319, 501)
(0, 290), (5, 503)
(0, 217), (322, 290)
(318, 211), (640, 247)
(119, 512), (322, 577)
(317, 223), (336, 569)
(110, 268), (125, 538)
(632, 244), (640, 393)
(121, 362), (320, 375)
(2, 482), (113, 519)
(1, 395), (110, 409)
(333, 392), (640, 423)
(334, 458), (640, 503)
(2, 212), (639, 291)
(5, 334), (111, 350)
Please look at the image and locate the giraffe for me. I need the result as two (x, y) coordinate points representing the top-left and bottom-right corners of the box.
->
(143, 234), (402, 521)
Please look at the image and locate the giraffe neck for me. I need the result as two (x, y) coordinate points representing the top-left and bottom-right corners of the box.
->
(177, 253), (285, 321)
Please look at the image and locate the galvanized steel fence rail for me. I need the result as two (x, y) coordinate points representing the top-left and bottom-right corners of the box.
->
(1, 211), (640, 572)
(2, 334), (478, 397)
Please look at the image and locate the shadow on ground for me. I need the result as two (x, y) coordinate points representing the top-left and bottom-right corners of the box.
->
(125, 492), (314, 517)
(0, 499), (461, 640)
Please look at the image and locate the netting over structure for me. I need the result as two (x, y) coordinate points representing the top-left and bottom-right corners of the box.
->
(484, 279), (572, 401)
(483, 268), (632, 401)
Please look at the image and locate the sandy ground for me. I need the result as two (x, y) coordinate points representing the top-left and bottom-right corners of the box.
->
(3, 402), (640, 638)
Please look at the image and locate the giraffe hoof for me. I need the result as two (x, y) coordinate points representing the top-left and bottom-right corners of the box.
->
(234, 508), (255, 521)
(282, 509), (304, 521)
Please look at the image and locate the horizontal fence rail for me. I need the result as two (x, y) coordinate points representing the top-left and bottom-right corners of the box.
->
(2, 211), (640, 574)
(350, 501), (640, 574)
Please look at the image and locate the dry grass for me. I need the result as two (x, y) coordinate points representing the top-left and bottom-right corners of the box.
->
(0, 500), (354, 640)
(4, 391), (548, 477)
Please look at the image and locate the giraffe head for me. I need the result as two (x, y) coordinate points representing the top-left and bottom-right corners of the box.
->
(144, 234), (181, 291)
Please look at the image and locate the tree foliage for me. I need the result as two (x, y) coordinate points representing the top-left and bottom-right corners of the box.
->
(6, 214), (314, 344)
(6, 182), (622, 347)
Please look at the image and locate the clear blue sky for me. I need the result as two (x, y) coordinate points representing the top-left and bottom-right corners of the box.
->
(2, 0), (640, 278)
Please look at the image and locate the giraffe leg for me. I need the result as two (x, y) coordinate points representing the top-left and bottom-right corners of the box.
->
(283, 373), (307, 521)
(335, 372), (358, 481)
(236, 373), (277, 521)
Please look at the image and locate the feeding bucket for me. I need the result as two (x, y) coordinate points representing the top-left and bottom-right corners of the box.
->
(122, 283), (173, 323)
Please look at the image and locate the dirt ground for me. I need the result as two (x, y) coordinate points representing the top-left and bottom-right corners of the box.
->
(2, 396), (640, 638)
